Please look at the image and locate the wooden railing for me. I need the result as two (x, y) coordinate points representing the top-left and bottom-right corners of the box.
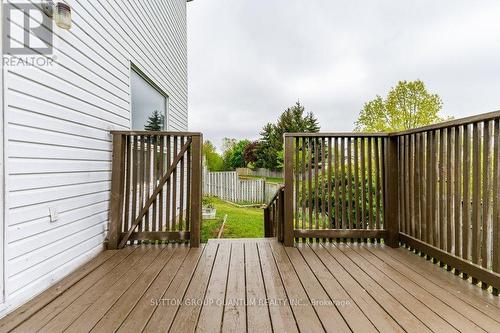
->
(395, 111), (500, 293)
(282, 133), (397, 247)
(282, 111), (500, 293)
(108, 131), (202, 249)
(263, 186), (284, 241)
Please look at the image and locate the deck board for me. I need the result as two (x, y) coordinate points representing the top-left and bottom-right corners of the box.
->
(285, 246), (351, 333)
(257, 242), (298, 333)
(197, 242), (231, 333)
(323, 243), (431, 333)
(336, 243), (458, 333)
(351, 244), (484, 332)
(297, 244), (377, 333)
(2, 239), (500, 333)
(222, 242), (246, 332)
(369, 245), (500, 331)
(245, 242), (273, 332)
(270, 241), (325, 332)
(0, 250), (119, 333)
(11, 247), (134, 333)
(132, 245), (204, 333)
(38, 246), (149, 332)
(90, 246), (184, 332)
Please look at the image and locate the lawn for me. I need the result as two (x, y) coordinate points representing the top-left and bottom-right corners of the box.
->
(201, 197), (264, 242)
(239, 174), (284, 184)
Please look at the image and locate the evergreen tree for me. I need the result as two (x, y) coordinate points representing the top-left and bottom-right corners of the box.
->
(144, 110), (165, 131)
(256, 101), (319, 170)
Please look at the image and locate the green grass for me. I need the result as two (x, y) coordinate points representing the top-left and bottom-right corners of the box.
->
(200, 218), (223, 243)
(239, 175), (284, 184)
(201, 197), (264, 242)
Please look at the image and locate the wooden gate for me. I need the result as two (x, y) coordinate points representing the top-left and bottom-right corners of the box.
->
(108, 131), (202, 249)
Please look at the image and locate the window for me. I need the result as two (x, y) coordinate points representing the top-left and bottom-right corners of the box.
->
(130, 67), (167, 131)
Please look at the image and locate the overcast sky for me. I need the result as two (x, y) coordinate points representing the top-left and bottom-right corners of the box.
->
(187, 0), (500, 150)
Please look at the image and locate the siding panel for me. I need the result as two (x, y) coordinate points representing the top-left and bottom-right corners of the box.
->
(2, 0), (188, 316)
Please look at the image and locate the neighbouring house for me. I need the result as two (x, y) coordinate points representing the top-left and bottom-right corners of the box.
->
(0, 0), (190, 317)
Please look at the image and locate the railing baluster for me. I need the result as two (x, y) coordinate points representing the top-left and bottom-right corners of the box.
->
(159, 135), (164, 232)
(439, 129), (445, 250)
(124, 135), (131, 234)
(321, 138), (327, 237)
(145, 135), (151, 234)
(360, 138), (366, 233)
(340, 137), (347, 231)
(353, 138), (360, 230)
(481, 121), (491, 270)
(314, 138), (320, 237)
(493, 119), (500, 275)
(367, 137), (374, 231)
(472, 123), (480, 265)
(295, 137), (300, 241)
(410, 134), (416, 238)
(454, 126), (462, 258)
(415, 133), (422, 240)
(302, 137), (307, 242)
(446, 128), (453, 254)
(347, 137), (353, 231)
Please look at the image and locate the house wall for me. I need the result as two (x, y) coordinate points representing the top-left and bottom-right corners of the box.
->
(1, 0), (188, 316)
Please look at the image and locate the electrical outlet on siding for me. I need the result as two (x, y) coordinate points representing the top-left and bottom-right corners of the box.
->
(49, 207), (59, 222)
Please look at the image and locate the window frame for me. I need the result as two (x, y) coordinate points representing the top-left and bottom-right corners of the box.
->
(129, 63), (169, 131)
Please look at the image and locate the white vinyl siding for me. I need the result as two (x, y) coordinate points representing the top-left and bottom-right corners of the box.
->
(1, 0), (188, 316)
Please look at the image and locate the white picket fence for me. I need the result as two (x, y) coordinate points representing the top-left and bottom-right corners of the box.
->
(236, 167), (283, 179)
(203, 170), (266, 204)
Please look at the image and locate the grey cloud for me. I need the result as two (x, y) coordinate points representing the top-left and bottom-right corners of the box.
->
(188, 0), (500, 150)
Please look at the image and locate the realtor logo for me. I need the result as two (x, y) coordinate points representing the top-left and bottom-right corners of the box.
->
(3, 3), (53, 55)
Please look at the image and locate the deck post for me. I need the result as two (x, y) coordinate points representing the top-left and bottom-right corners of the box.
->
(278, 188), (285, 243)
(283, 135), (294, 247)
(108, 133), (126, 250)
(384, 135), (400, 247)
(190, 134), (203, 248)
(264, 207), (271, 237)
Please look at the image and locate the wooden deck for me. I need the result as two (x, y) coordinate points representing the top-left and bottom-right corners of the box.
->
(2, 239), (500, 333)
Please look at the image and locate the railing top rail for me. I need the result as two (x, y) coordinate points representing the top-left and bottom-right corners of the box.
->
(110, 130), (202, 136)
(285, 110), (500, 139)
(264, 185), (284, 208)
(390, 110), (500, 136)
(285, 132), (388, 138)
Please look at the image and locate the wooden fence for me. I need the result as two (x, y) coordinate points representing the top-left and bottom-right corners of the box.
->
(281, 111), (500, 293)
(108, 131), (202, 249)
(203, 170), (266, 204)
(236, 167), (284, 179)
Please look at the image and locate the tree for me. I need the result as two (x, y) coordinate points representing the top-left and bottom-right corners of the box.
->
(203, 140), (224, 171)
(257, 101), (319, 170)
(222, 139), (251, 170)
(355, 80), (446, 132)
(243, 141), (260, 167)
(144, 110), (164, 131)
